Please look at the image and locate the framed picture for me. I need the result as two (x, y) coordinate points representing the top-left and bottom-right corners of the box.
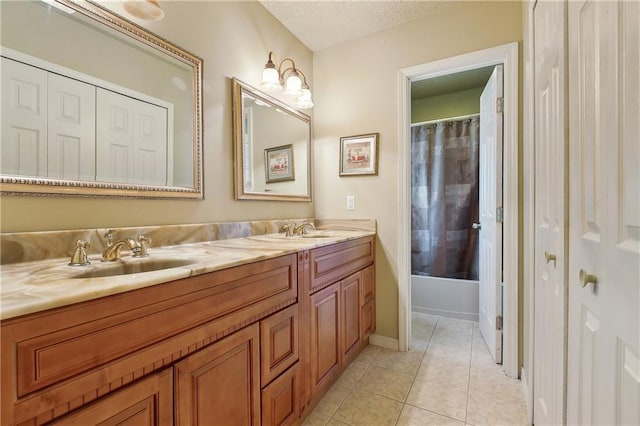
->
(265, 144), (294, 183)
(339, 133), (379, 176)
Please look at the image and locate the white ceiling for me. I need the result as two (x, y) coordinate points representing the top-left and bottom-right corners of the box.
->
(259, 0), (465, 52)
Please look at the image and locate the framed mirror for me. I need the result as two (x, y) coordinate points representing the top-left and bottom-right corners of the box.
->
(0, 0), (203, 199)
(232, 78), (311, 202)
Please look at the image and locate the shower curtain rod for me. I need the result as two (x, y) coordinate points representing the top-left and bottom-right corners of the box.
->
(411, 113), (480, 127)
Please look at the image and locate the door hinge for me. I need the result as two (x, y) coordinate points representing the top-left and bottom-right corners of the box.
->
(497, 97), (504, 113)
(496, 315), (503, 331)
(496, 207), (504, 223)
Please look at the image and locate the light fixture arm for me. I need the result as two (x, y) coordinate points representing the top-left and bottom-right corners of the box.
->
(260, 51), (313, 109)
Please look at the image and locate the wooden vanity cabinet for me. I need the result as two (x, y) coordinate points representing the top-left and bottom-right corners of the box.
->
(302, 237), (376, 413)
(0, 236), (374, 425)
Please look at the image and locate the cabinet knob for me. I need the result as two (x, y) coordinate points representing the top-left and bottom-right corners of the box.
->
(579, 269), (598, 287)
(544, 251), (557, 264)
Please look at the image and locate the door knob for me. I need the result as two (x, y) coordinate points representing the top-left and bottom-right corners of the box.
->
(544, 251), (557, 264)
(579, 269), (598, 287)
(472, 223), (481, 230)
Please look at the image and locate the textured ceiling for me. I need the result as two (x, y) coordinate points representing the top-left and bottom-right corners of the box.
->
(259, 0), (465, 52)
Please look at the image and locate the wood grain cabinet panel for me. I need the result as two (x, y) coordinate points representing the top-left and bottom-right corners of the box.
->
(309, 237), (374, 293)
(174, 324), (260, 426)
(340, 273), (361, 363)
(309, 283), (341, 394)
(261, 363), (300, 426)
(260, 304), (299, 386)
(50, 369), (173, 426)
(360, 265), (375, 306)
(360, 300), (375, 342)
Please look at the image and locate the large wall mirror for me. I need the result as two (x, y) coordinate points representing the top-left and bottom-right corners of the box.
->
(232, 78), (311, 202)
(0, 0), (203, 199)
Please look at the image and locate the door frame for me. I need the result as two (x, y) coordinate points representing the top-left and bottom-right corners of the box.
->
(397, 42), (520, 378)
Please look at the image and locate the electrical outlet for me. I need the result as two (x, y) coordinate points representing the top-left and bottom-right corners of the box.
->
(346, 195), (355, 210)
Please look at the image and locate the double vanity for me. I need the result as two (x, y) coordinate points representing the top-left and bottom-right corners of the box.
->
(0, 220), (376, 425)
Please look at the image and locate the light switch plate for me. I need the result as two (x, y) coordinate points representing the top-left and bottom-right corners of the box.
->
(346, 195), (355, 210)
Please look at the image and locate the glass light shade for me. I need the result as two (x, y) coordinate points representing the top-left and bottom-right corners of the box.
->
(284, 74), (303, 97)
(260, 67), (282, 92)
(123, 0), (164, 21)
(296, 88), (314, 109)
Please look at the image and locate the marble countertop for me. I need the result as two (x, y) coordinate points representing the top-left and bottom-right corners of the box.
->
(0, 229), (375, 321)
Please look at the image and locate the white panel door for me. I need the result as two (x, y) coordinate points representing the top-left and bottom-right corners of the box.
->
(133, 100), (167, 186)
(567, 1), (640, 424)
(533, 1), (567, 425)
(1, 57), (47, 177)
(478, 64), (503, 364)
(96, 88), (135, 183)
(47, 73), (96, 181)
(96, 88), (167, 185)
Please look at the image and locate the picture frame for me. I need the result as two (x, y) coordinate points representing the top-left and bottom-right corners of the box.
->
(339, 133), (379, 176)
(265, 144), (294, 183)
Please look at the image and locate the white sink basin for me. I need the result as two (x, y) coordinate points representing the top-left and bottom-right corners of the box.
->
(72, 258), (196, 279)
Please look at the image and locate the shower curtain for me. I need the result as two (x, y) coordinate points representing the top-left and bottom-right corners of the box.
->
(411, 116), (480, 280)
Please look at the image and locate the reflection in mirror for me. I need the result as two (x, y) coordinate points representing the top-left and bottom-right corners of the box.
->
(0, 0), (203, 198)
(233, 78), (311, 202)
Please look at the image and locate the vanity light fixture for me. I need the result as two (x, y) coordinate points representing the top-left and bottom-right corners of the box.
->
(260, 51), (314, 109)
(123, 0), (165, 21)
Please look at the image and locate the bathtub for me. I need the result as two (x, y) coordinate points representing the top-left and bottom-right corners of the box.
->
(411, 275), (479, 321)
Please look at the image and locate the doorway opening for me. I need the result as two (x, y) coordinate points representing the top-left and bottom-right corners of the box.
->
(398, 43), (520, 378)
(410, 66), (494, 325)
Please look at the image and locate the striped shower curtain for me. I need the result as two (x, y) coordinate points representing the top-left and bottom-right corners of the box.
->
(411, 116), (480, 280)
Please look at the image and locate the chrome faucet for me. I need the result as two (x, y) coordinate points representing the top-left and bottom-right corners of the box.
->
(102, 233), (142, 261)
(293, 222), (315, 236)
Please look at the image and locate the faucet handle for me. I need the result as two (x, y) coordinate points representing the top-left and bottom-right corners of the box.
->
(279, 224), (294, 237)
(104, 232), (114, 247)
(69, 240), (91, 266)
(136, 235), (151, 257)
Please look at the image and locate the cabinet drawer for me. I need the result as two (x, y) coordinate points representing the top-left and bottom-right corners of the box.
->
(10, 254), (296, 398)
(261, 363), (300, 426)
(310, 237), (374, 293)
(260, 304), (299, 386)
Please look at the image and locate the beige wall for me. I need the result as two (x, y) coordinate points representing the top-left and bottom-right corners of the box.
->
(0, 1), (313, 232)
(411, 87), (483, 124)
(313, 1), (523, 340)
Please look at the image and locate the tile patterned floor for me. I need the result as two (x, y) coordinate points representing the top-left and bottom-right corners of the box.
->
(303, 313), (529, 426)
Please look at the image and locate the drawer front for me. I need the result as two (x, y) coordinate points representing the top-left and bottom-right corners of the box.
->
(260, 304), (299, 386)
(261, 363), (300, 426)
(13, 254), (297, 397)
(310, 237), (374, 293)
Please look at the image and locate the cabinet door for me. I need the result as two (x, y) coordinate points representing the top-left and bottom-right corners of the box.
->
(1, 57), (47, 177)
(51, 369), (172, 426)
(261, 363), (300, 426)
(174, 324), (260, 426)
(261, 304), (299, 385)
(310, 283), (340, 394)
(360, 265), (375, 306)
(361, 300), (376, 341)
(340, 272), (361, 363)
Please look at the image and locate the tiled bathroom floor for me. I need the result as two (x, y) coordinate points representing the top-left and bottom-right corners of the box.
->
(303, 313), (529, 426)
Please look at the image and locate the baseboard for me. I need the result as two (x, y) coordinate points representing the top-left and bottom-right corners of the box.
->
(369, 334), (399, 351)
(521, 366), (533, 424)
(412, 306), (479, 322)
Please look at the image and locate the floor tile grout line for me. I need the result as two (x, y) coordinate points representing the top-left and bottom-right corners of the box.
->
(392, 314), (439, 425)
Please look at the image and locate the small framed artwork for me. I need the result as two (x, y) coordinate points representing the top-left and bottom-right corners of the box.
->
(265, 144), (294, 183)
(339, 133), (379, 176)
